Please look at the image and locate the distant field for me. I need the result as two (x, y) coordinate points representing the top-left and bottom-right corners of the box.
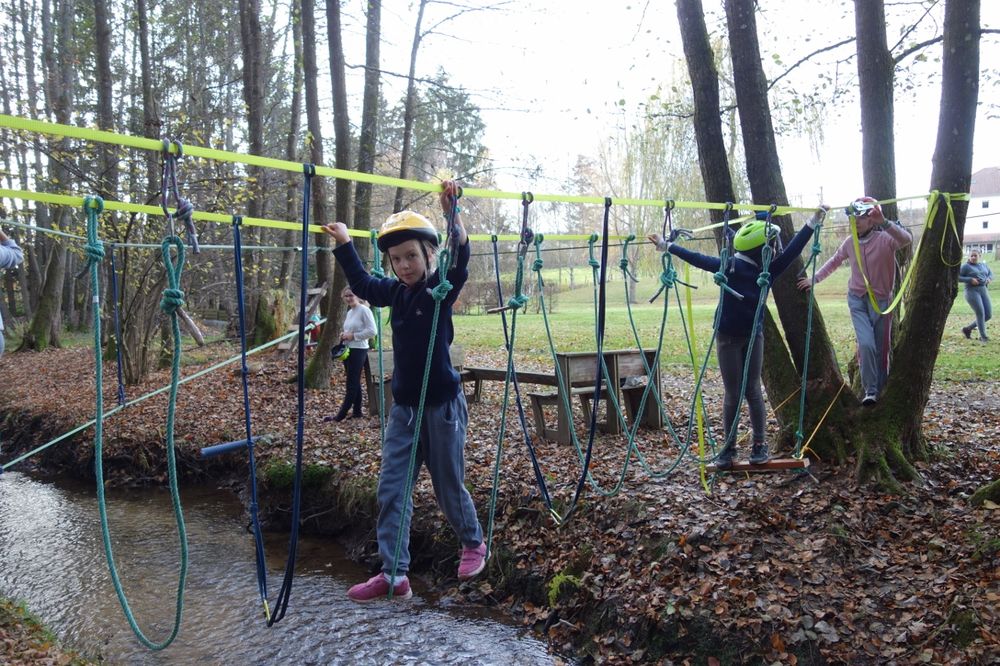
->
(455, 259), (999, 382)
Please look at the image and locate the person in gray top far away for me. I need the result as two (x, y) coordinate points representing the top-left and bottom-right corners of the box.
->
(0, 222), (25, 358)
(958, 249), (993, 342)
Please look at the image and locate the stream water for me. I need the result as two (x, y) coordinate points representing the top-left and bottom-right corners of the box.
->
(0, 472), (556, 665)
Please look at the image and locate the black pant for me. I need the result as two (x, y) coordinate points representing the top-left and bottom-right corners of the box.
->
(336, 347), (367, 418)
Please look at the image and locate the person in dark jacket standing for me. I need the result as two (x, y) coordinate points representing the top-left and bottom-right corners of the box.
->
(322, 180), (485, 602)
(959, 249), (992, 342)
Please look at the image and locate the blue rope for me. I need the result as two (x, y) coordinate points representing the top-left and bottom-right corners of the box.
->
(266, 164), (314, 625)
(565, 199), (612, 516)
(231, 215), (271, 620)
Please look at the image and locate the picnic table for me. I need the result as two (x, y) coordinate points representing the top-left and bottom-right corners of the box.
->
(462, 349), (663, 444)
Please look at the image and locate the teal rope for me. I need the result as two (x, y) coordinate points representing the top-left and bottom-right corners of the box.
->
(794, 221), (824, 456)
(91, 196), (189, 650)
(531, 235), (629, 498)
(369, 229), (388, 445)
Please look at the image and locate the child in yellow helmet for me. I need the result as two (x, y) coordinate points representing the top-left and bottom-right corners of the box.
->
(322, 180), (485, 601)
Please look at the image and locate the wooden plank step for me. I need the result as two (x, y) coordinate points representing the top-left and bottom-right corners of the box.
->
(706, 457), (810, 473)
(307, 287), (327, 295)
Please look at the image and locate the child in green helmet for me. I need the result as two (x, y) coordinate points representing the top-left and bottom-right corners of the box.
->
(650, 205), (827, 468)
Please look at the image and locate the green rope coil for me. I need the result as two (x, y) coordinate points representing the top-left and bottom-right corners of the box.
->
(91, 196), (189, 650)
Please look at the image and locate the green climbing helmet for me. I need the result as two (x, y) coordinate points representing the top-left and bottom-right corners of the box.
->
(733, 219), (779, 252)
(330, 343), (350, 362)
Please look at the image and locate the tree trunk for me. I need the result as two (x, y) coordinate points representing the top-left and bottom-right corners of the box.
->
(676, 0), (737, 247)
(716, 0), (848, 451)
(22, 0), (74, 351)
(392, 0), (428, 213)
(238, 0), (267, 337)
(279, 0), (304, 289)
(353, 0), (380, 260)
(305, 0), (354, 388)
(301, 0), (336, 388)
(854, 0), (898, 220)
(881, 0), (980, 476)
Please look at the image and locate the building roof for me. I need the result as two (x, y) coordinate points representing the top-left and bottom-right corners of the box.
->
(970, 167), (1000, 197)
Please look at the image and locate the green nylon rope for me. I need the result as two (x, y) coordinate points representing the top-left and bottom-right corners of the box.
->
(368, 229), (389, 446)
(89, 197), (189, 650)
(794, 220), (824, 457)
(531, 235), (630, 498)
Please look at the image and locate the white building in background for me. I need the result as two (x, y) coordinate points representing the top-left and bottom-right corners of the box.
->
(966, 167), (1000, 258)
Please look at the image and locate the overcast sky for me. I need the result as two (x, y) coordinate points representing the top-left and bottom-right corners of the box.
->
(338, 0), (999, 211)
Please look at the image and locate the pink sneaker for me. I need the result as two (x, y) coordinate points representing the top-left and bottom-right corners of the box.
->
(347, 574), (412, 603)
(457, 542), (487, 580)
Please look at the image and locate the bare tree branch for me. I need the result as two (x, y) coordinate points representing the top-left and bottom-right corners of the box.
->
(893, 29), (1000, 65)
(767, 37), (856, 91)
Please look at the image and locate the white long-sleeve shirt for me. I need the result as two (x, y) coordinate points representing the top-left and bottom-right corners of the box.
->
(342, 303), (376, 349)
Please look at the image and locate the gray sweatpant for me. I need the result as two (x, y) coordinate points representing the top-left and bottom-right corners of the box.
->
(848, 293), (891, 396)
(964, 286), (992, 339)
(716, 331), (766, 448)
(376, 394), (483, 576)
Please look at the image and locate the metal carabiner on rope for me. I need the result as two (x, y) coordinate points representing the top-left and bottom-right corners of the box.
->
(518, 191), (535, 259)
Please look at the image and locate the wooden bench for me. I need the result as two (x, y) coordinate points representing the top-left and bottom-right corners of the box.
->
(460, 366), (558, 403)
(525, 383), (615, 444)
(364, 345), (465, 417)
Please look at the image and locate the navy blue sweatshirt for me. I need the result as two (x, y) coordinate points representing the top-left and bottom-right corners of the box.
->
(668, 224), (815, 338)
(333, 239), (469, 407)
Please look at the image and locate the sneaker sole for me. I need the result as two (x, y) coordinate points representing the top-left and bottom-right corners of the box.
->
(349, 588), (413, 603)
(458, 560), (486, 580)
(749, 457), (770, 465)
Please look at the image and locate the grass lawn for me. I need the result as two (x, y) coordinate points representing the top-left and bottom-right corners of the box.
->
(455, 262), (999, 382)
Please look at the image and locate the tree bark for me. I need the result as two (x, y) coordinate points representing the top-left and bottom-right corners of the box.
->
(854, 0), (898, 220)
(353, 0), (381, 258)
(279, 1), (304, 289)
(22, 0), (74, 351)
(888, 0), (979, 465)
(719, 0), (848, 450)
(301, 0), (337, 388)
(238, 0), (267, 336)
(393, 0), (428, 213)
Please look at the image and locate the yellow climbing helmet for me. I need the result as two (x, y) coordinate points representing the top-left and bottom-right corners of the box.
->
(377, 211), (440, 252)
(732, 219), (780, 252)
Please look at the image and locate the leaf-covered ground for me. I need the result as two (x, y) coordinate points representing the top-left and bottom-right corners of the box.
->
(1, 344), (997, 664)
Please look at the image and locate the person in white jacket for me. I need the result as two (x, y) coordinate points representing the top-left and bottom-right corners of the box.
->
(0, 224), (24, 358)
(329, 286), (376, 421)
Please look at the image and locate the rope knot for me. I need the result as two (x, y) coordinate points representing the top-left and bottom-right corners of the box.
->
(431, 279), (453, 301)
(85, 239), (106, 264)
(160, 288), (185, 315)
(532, 258), (544, 272)
(175, 198), (194, 219)
(588, 258), (599, 269)
(713, 271), (728, 287)
(507, 293), (530, 310)
(756, 271), (771, 288)
(659, 268), (676, 290)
